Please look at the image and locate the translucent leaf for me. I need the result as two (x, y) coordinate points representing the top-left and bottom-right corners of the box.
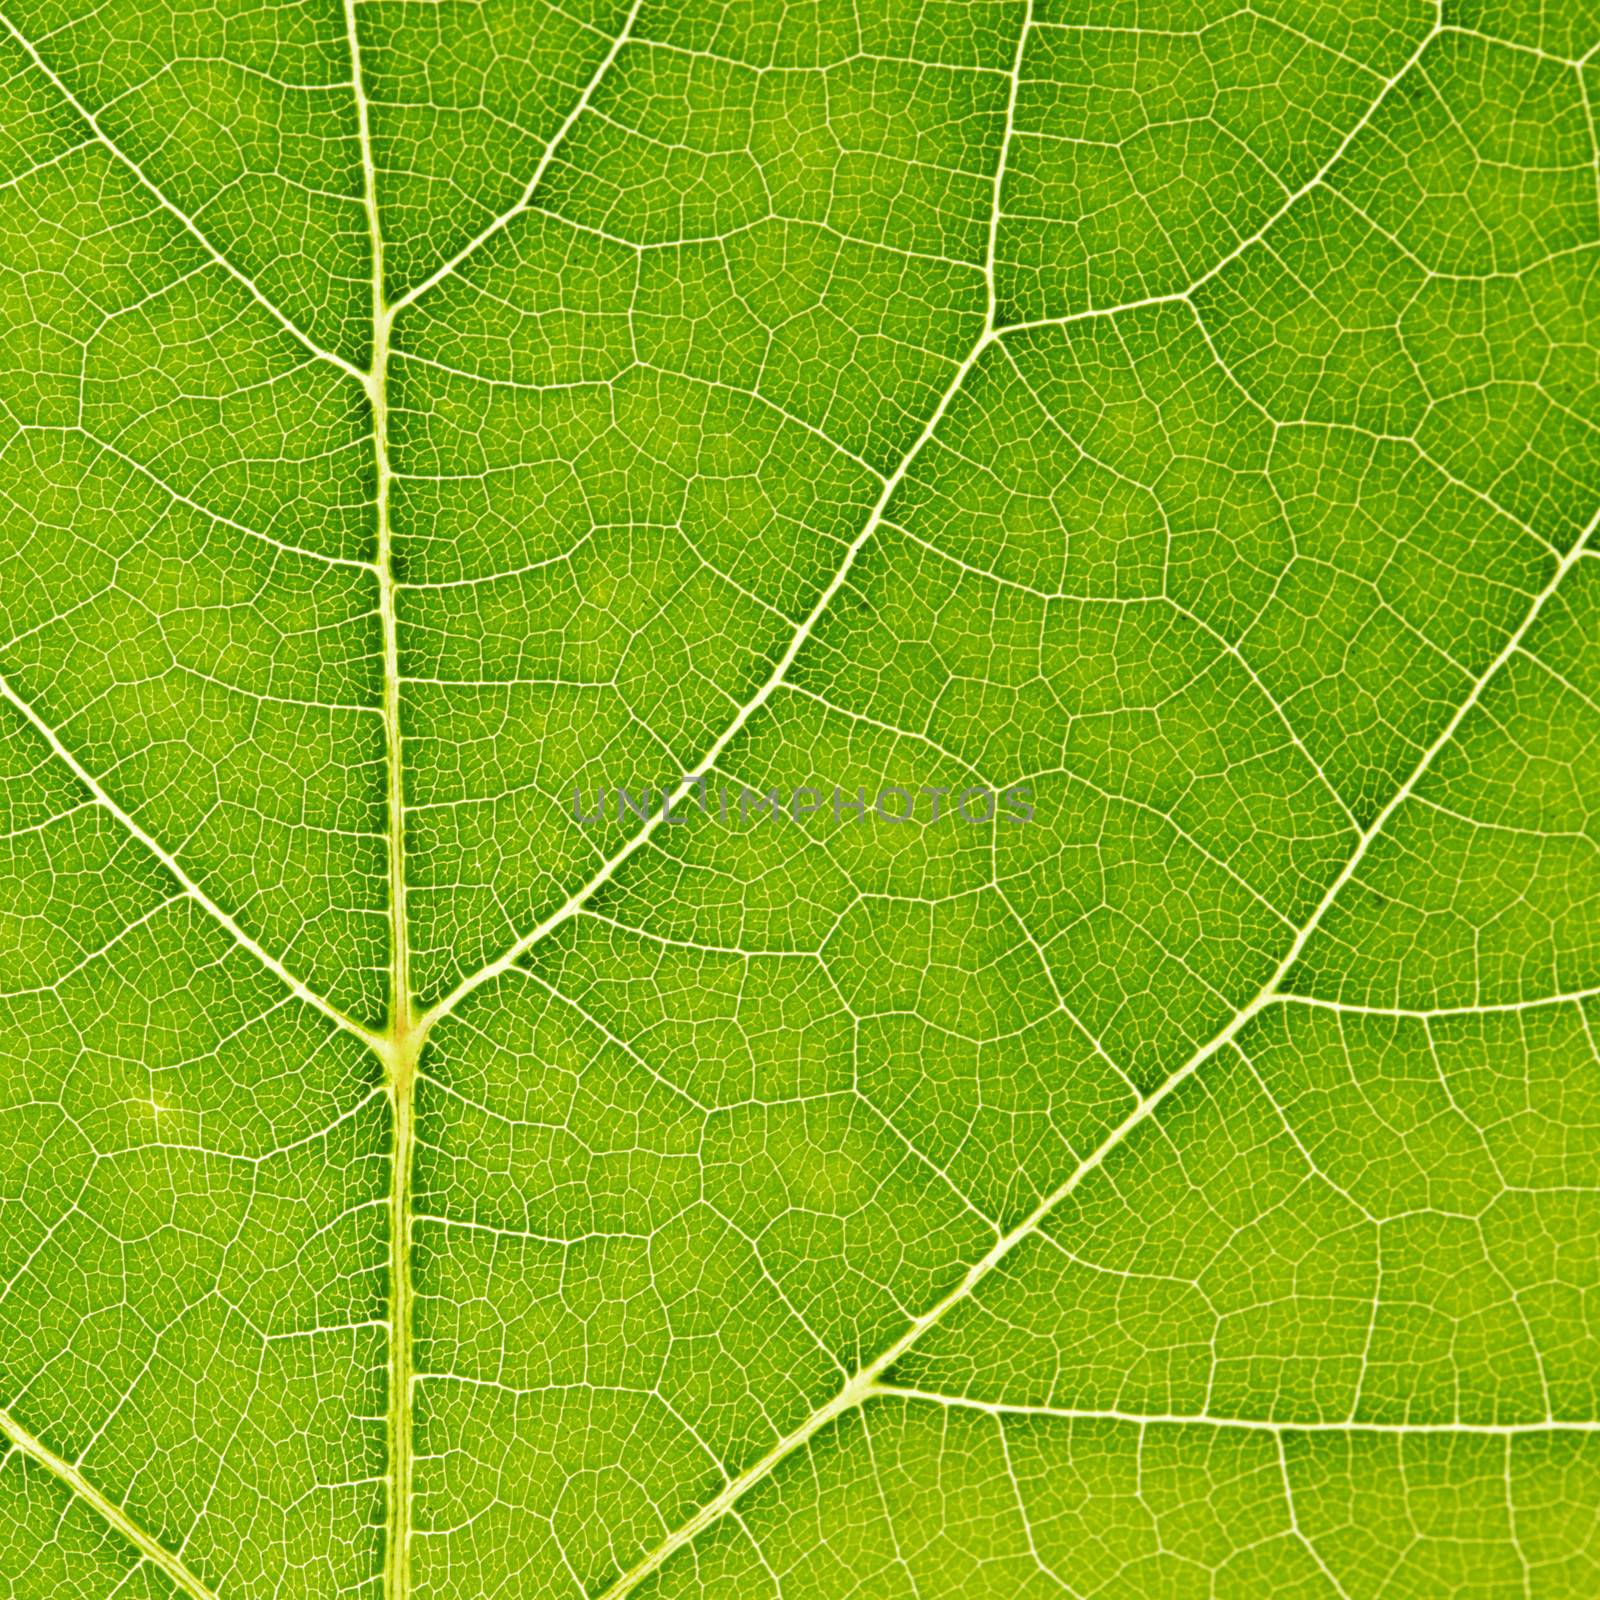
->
(1, 2), (1597, 1596)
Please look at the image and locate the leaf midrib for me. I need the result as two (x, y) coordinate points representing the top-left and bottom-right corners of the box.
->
(339, 5), (414, 1596)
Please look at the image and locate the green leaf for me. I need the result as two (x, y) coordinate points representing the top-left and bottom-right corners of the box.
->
(1, 1), (1598, 1596)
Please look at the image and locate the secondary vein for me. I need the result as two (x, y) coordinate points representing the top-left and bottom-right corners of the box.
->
(0, 8), (367, 385)
(590, 494), (1599, 1600)
(0, 1408), (221, 1600)
(0, 669), (382, 1054)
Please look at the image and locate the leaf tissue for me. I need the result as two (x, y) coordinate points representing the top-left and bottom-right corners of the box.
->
(1, 0), (1598, 1595)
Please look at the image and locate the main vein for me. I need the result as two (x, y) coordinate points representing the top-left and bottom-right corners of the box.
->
(336, 7), (418, 1600)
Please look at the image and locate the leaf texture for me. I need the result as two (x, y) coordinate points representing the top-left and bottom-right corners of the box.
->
(1, 0), (1598, 1596)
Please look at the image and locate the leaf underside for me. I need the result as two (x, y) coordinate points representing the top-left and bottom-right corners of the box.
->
(1, 0), (1599, 1597)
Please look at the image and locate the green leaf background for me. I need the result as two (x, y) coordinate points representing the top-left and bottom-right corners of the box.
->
(1, 0), (1598, 1595)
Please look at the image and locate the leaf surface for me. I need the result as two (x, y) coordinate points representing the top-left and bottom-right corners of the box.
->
(1, 1), (1598, 1596)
